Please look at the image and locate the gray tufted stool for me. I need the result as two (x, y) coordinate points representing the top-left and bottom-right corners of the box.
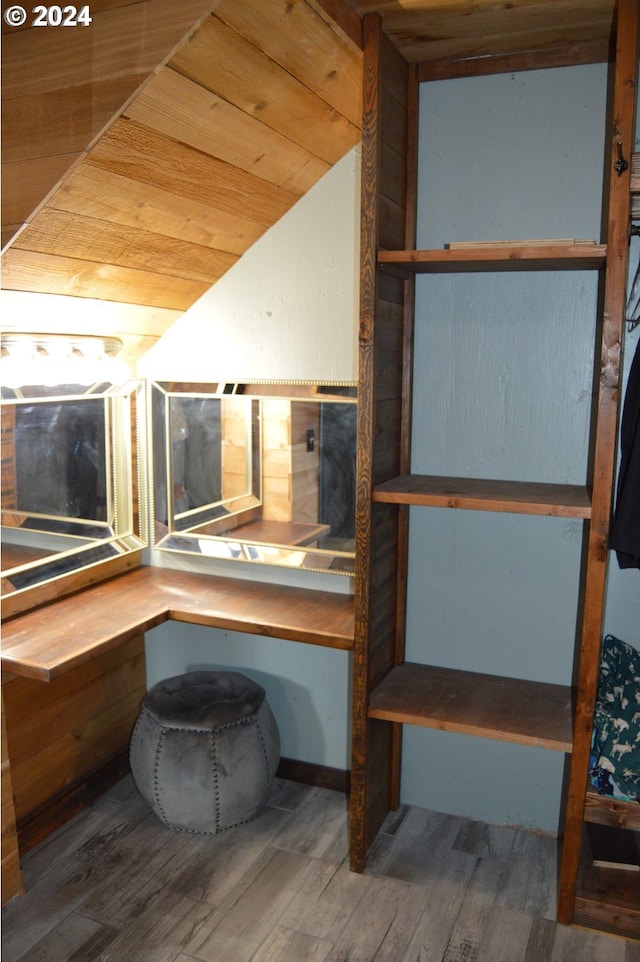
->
(129, 670), (280, 834)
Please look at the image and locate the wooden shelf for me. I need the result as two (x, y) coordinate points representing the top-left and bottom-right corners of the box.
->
(377, 244), (607, 273)
(1, 566), (355, 682)
(368, 663), (573, 752)
(584, 791), (640, 831)
(373, 474), (592, 518)
(574, 826), (640, 939)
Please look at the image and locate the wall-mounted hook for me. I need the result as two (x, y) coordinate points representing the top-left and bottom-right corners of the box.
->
(614, 142), (629, 177)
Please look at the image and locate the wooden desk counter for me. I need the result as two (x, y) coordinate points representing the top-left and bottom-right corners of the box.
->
(1, 566), (355, 682)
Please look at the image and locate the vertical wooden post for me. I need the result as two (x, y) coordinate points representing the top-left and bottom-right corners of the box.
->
(351, 13), (413, 870)
(557, 0), (639, 925)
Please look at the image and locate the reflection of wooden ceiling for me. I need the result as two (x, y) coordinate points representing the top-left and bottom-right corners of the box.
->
(1, 0), (363, 362)
(1, 0), (618, 364)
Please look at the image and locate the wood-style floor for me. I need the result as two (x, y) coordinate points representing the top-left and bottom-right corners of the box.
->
(3, 777), (639, 962)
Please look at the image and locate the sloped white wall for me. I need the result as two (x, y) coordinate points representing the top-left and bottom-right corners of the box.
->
(138, 147), (360, 385)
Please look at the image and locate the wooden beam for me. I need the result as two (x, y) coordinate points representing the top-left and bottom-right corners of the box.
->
(418, 38), (612, 82)
(557, 0), (639, 927)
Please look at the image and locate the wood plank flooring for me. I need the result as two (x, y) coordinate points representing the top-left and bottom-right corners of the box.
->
(2, 777), (639, 961)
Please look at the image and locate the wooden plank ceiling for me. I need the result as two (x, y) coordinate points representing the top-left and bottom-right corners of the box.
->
(0, 0), (363, 365)
(1, 0), (618, 367)
(347, 1), (616, 68)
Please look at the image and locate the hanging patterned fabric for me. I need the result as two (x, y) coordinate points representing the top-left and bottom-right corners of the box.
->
(590, 634), (640, 801)
(610, 337), (640, 568)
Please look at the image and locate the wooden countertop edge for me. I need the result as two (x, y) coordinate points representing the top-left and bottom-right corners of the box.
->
(1, 566), (355, 682)
(1, 613), (169, 683)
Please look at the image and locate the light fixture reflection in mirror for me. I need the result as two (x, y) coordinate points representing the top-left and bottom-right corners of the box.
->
(1, 333), (130, 388)
(1, 376), (147, 602)
(152, 383), (356, 575)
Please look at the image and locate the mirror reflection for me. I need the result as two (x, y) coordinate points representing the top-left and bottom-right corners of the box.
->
(152, 383), (356, 574)
(1, 380), (147, 597)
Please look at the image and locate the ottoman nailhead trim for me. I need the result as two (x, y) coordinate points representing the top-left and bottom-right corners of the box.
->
(162, 813), (261, 836)
(209, 729), (221, 834)
(153, 726), (170, 827)
(254, 715), (273, 779)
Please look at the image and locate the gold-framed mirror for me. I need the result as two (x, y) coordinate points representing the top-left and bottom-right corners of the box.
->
(1, 378), (147, 607)
(151, 382), (356, 574)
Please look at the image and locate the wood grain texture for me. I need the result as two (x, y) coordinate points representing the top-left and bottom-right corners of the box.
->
(2, 77), (143, 165)
(373, 474), (592, 518)
(1, 153), (82, 229)
(352, 13), (388, 875)
(2, 634), (145, 870)
(124, 68), (331, 197)
(47, 164), (266, 254)
(0, 248), (210, 310)
(1, 567), (355, 682)
(1, 0), (221, 99)
(557, 0), (639, 928)
(368, 662), (574, 752)
(0, 0), (619, 373)
(1, 0), (220, 244)
(1, 688), (23, 907)
(1, 0), (363, 365)
(378, 245), (607, 272)
(0, 551), (143, 623)
(584, 792), (640, 832)
(216, 0), (363, 128)
(351, 13), (412, 874)
(3, 776), (635, 960)
(169, 13), (360, 165)
(348, 0), (615, 64)
(86, 118), (299, 228)
(12, 208), (238, 284)
(418, 39), (612, 82)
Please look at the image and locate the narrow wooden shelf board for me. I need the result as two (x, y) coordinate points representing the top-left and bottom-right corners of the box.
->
(368, 663), (574, 752)
(574, 891), (640, 941)
(584, 791), (640, 831)
(372, 474), (592, 518)
(377, 245), (607, 273)
(1, 567), (355, 682)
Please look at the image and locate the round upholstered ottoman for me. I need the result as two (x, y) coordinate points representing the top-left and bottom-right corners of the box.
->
(129, 670), (280, 834)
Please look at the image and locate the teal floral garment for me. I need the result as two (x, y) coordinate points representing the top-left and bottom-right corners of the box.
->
(590, 634), (640, 801)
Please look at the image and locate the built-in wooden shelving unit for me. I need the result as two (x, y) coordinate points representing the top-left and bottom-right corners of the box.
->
(352, 1), (639, 943)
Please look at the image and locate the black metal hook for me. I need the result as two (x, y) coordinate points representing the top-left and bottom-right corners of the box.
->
(614, 142), (629, 177)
